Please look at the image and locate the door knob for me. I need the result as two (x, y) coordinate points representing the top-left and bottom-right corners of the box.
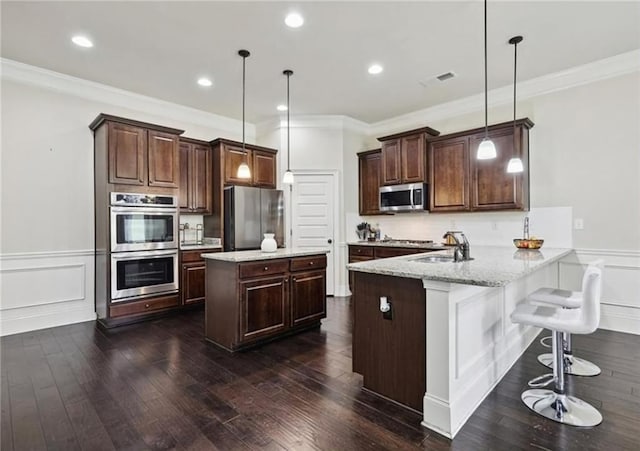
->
(327, 239), (333, 244)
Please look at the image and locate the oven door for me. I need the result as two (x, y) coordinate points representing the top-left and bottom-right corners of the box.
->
(110, 207), (178, 252)
(110, 250), (179, 301)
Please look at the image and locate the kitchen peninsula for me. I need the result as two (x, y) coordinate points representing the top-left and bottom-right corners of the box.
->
(347, 246), (572, 438)
(202, 248), (329, 351)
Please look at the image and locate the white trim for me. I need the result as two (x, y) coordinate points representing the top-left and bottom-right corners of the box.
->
(0, 249), (94, 261)
(370, 49), (640, 136)
(0, 58), (250, 138)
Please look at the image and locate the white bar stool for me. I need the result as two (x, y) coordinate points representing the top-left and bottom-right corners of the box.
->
(531, 259), (604, 377)
(510, 265), (603, 427)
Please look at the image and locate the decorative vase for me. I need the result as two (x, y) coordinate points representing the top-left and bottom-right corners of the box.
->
(260, 233), (277, 252)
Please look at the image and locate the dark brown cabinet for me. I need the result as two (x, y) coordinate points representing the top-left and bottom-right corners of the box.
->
(180, 248), (220, 306)
(358, 149), (383, 215)
(428, 118), (534, 213)
(179, 138), (212, 214)
(377, 127), (439, 186)
(91, 115), (181, 190)
(211, 138), (277, 189)
(205, 254), (327, 351)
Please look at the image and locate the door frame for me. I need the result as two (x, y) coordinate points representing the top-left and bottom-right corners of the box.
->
(286, 169), (340, 296)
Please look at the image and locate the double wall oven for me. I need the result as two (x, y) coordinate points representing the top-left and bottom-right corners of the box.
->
(110, 193), (179, 302)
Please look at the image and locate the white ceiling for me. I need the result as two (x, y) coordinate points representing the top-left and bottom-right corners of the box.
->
(2, 1), (639, 124)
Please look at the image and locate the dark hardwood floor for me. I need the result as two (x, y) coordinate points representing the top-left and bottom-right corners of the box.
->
(1, 297), (639, 450)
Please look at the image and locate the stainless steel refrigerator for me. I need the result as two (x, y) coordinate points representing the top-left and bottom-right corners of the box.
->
(223, 186), (284, 251)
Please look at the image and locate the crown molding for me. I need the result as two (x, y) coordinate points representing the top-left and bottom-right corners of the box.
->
(370, 49), (640, 137)
(256, 114), (370, 135)
(0, 58), (250, 137)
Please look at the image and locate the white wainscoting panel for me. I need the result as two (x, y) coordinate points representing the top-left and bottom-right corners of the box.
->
(560, 249), (640, 335)
(0, 250), (96, 336)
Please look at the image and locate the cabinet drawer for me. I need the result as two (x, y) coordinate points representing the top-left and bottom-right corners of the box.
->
(375, 247), (423, 259)
(349, 256), (374, 263)
(110, 294), (179, 317)
(349, 246), (374, 258)
(239, 259), (289, 279)
(181, 248), (220, 263)
(290, 255), (327, 272)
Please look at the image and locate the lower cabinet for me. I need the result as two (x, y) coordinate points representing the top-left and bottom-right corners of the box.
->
(205, 254), (327, 351)
(180, 248), (220, 305)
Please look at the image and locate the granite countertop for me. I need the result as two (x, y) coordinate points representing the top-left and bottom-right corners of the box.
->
(180, 238), (222, 250)
(202, 247), (329, 262)
(348, 240), (448, 250)
(347, 245), (573, 287)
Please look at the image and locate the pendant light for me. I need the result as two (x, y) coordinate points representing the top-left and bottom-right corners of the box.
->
(506, 36), (524, 173)
(282, 69), (294, 185)
(477, 0), (497, 160)
(236, 49), (251, 179)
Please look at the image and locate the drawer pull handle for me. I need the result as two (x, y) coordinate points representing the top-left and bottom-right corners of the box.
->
(264, 266), (268, 271)
(309, 261), (314, 265)
(145, 304), (150, 309)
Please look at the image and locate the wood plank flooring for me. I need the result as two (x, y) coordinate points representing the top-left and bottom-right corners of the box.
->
(1, 297), (639, 450)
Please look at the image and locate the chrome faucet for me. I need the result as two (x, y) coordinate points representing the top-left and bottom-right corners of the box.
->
(442, 231), (472, 262)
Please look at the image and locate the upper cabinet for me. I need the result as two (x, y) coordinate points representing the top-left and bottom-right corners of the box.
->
(377, 127), (440, 185)
(358, 149), (383, 215)
(179, 138), (212, 214)
(211, 139), (277, 189)
(90, 114), (183, 190)
(429, 118), (534, 212)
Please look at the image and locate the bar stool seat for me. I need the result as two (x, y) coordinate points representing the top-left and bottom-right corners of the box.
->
(510, 266), (602, 427)
(529, 259), (604, 376)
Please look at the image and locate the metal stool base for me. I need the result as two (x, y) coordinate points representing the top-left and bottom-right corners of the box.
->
(538, 353), (601, 377)
(522, 389), (602, 427)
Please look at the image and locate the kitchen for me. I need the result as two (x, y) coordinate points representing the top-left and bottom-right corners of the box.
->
(1, 1), (639, 450)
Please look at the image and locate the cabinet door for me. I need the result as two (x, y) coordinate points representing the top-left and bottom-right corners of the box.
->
(401, 133), (425, 183)
(178, 142), (191, 211)
(381, 139), (402, 185)
(252, 150), (276, 188)
(148, 130), (179, 188)
(429, 138), (470, 212)
(470, 129), (523, 210)
(291, 270), (326, 327)
(191, 144), (212, 213)
(108, 123), (146, 185)
(359, 151), (382, 215)
(223, 144), (253, 186)
(181, 262), (205, 305)
(240, 275), (288, 343)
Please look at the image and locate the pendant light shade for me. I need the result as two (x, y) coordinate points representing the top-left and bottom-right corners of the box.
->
(237, 49), (251, 179)
(477, 0), (496, 160)
(282, 69), (294, 185)
(506, 35), (524, 174)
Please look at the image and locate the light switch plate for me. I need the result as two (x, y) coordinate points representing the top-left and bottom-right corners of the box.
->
(574, 218), (584, 230)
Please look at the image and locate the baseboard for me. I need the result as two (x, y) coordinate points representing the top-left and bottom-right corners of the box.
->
(0, 250), (96, 336)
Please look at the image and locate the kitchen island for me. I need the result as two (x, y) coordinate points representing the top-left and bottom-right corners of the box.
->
(202, 248), (329, 351)
(347, 245), (572, 438)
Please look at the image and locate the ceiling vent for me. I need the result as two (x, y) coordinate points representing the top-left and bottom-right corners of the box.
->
(419, 71), (457, 87)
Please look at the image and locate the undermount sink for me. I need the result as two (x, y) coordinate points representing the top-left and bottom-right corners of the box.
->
(412, 254), (455, 263)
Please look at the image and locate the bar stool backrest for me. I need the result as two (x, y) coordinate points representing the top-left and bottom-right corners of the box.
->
(577, 266), (602, 334)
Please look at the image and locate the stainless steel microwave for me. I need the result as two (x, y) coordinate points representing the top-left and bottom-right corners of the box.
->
(379, 183), (428, 212)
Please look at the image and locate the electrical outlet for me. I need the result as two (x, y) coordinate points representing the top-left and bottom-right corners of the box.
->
(574, 218), (584, 230)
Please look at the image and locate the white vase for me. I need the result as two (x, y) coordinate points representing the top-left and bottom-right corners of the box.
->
(260, 233), (277, 252)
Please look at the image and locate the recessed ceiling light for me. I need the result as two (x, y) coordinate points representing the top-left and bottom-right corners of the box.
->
(285, 13), (304, 28)
(197, 77), (213, 87)
(277, 104), (288, 112)
(368, 64), (383, 75)
(71, 35), (93, 48)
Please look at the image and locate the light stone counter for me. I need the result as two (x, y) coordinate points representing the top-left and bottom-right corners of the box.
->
(348, 240), (449, 251)
(347, 245), (572, 287)
(202, 247), (328, 262)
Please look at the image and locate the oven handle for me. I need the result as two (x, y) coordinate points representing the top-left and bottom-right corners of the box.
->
(110, 206), (178, 214)
(111, 249), (178, 260)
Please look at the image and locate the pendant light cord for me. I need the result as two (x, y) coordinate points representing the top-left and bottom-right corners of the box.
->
(242, 53), (246, 157)
(513, 39), (517, 151)
(287, 71), (291, 171)
(484, 0), (489, 139)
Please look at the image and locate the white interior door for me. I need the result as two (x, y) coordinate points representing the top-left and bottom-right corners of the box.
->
(291, 173), (335, 295)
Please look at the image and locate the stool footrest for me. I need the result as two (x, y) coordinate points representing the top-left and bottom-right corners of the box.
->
(528, 373), (554, 388)
(539, 335), (552, 348)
